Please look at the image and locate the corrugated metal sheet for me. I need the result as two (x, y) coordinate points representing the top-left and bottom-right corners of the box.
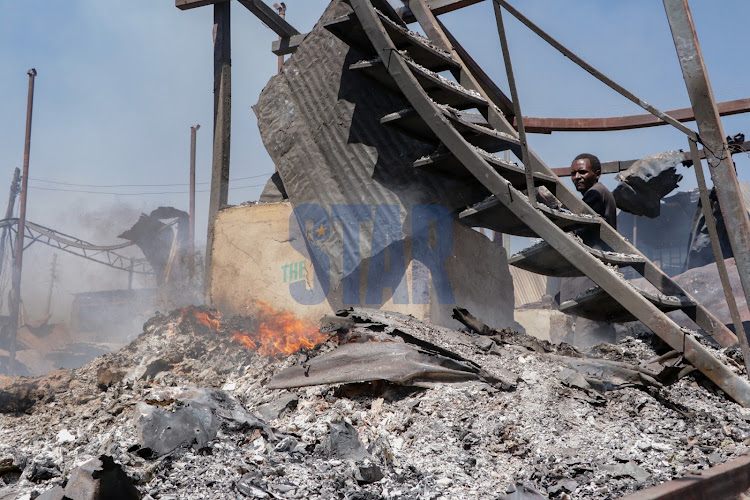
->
(254, 0), (489, 289)
(740, 181), (750, 207)
(509, 266), (547, 307)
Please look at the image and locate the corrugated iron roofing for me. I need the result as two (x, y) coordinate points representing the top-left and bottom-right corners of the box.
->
(509, 266), (547, 308)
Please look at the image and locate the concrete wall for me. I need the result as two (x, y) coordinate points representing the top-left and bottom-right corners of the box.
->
(209, 202), (514, 329)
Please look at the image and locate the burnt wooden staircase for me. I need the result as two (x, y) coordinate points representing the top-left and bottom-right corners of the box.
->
(325, 0), (750, 406)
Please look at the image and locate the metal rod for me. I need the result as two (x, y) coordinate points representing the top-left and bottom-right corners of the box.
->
(493, 1), (535, 203)
(205, 3), (231, 301)
(664, 0), (750, 355)
(189, 124), (199, 259)
(8, 68), (37, 376)
(494, 0), (699, 142)
(688, 137), (750, 375)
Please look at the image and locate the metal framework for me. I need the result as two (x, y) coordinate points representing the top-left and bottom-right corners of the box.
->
(173, 0), (750, 404)
(330, 0), (750, 405)
(1, 219), (152, 275)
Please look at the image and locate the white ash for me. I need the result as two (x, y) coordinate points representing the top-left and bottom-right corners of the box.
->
(1, 308), (750, 499)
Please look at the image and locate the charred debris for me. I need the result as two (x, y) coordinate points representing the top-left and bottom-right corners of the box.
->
(3, 304), (750, 500)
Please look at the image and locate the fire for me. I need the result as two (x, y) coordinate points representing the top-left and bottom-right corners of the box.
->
(179, 306), (222, 332)
(179, 303), (328, 357)
(233, 301), (329, 358)
(195, 311), (221, 331)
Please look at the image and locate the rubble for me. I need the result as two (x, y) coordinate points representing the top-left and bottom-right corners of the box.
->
(1, 305), (750, 498)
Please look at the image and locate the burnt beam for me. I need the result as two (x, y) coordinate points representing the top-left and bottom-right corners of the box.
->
(237, 0), (299, 38)
(397, 0), (486, 23)
(176, 0), (229, 10)
(271, 33), (306, 56)
(204, 2), (232, 300)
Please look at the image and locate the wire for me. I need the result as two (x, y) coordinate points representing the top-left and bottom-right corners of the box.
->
(28, 182), (268, 196)
(28, 172), (274, 188)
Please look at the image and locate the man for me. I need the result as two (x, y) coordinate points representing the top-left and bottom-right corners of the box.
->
(560, 153), (618, 347)
(570, 153), (616, 230)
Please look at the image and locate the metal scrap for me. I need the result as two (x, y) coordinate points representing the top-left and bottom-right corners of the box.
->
(613, 151), (684, 218)
(266, 340), (488, 389)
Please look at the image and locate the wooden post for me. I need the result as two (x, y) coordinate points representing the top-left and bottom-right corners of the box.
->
(204, 2), (231, 301)
(8, 68), (37, 375)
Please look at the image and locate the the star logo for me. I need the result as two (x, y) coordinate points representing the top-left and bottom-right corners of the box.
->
(315, 224), (328, 239)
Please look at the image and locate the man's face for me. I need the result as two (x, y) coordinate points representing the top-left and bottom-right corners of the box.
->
(570, 158), (600, 193)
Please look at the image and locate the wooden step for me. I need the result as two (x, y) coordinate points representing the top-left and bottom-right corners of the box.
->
(415, 149), (557, 189)
(509, 240), (646, 277)
(560, 285), (694, 323)
(382, 107), (521, 155)
(324, 12), (461, 73)
(459, 195), (601, 237)
(350, 58), (487, 111)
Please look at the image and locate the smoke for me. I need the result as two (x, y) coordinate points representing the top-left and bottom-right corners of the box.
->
(3, 200), (199, 343)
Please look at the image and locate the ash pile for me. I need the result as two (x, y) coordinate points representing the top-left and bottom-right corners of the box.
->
(2, 306), (750, 500)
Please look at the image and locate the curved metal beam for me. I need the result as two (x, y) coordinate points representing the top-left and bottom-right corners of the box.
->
(523, 98), (750, 134)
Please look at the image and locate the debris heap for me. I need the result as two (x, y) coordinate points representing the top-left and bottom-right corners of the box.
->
(1, 306), (750, 499)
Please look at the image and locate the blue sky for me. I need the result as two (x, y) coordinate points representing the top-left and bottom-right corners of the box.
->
(0, 0), (748, 314)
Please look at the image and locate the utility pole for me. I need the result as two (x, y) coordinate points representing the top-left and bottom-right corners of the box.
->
(664, 0), (750, 348)
(8, 68), (37, 376)
(44, 254), (57, 317)
(189, 124), (200, 262)
(0, 168), (21, 284)
(273, 3), (287, 74)
(204, 2), (231, 301)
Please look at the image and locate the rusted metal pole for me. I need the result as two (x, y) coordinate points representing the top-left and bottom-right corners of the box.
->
(688, 138), (750, 374)
(204, 2), (231, 301)
(8, 68), (37, 375)
(664, 0), (750, 353)
(492, 1), (535, 203)
(0, 168), (21, 284)
(189, 124), (200, 258)
(273, 3), (286, 74)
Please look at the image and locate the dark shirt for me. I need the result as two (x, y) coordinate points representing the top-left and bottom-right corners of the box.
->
(577, 182), (616, 250)
(582, 182), (617, 229)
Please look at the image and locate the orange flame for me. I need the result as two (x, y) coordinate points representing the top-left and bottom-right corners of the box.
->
(179, 306), (222, 332)
(195, 311), (221, 332)
(233, 301), (329, 357)
(178, 303), (327, 357)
